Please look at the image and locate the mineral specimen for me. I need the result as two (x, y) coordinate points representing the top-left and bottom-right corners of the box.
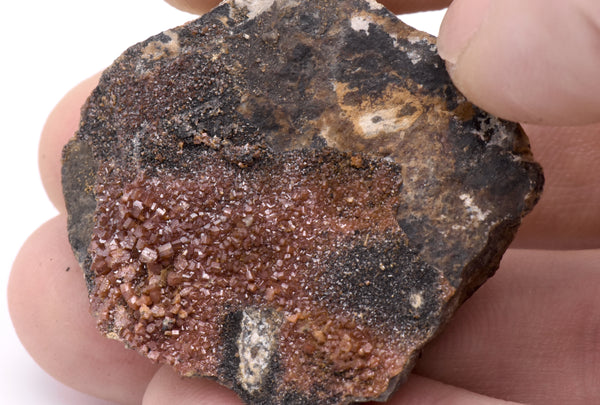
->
(62, 0), (544, 403)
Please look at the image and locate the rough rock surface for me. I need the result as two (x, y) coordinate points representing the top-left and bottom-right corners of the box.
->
(62, 0), (543, 403)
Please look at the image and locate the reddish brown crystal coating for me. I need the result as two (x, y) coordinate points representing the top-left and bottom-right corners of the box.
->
(89, 150), (446, 398)
(62, 0), (543, 403)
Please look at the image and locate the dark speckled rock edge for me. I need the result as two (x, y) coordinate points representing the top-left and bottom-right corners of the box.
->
(62, 0), (543, 404)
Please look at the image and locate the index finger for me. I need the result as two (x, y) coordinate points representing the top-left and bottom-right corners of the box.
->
(39, 73), (101, 212)
(163, 0), (452, 15)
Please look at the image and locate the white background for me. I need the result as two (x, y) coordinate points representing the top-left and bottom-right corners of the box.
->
(0, 2), (444, 404)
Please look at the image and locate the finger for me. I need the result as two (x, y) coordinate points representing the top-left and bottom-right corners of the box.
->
(39, 74), (101, 212)
(163, 0), (221, 14)
(8, 216), (159, 405)
(513, 123), (600, 249)
(386, 374), (520, 404)
(437, 0), (600, 125)
(141, 366), (516, 405)
(143, 366), (243, 405)
(163, 0), (451, 16)
(377, 0), (450, 15)
(414, 248), (600, 404)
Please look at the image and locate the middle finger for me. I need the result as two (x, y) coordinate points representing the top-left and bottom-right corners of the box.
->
(415, 248), (600, 404)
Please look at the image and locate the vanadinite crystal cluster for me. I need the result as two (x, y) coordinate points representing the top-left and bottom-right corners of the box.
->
(62, 0), (543, 403)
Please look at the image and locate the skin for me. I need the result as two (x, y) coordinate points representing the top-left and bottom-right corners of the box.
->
(9, 0), (600, 404)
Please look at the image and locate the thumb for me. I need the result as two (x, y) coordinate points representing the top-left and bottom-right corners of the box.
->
(437, 0), (600, 126)
(164, 0), (221, 14)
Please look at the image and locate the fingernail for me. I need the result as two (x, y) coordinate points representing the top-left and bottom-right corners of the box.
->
(437, 0), (492, 65)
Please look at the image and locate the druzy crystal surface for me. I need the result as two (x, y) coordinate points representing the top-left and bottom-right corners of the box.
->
(62, 0), (543, 403)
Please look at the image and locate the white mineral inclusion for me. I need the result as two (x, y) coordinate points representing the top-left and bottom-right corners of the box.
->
(365, 0), (384, 10)
(459, 194), (490, 222)
(407, 35), (432, 46)
(237, 309), (279, 393)
(409, 292), (423, 309)
(407, 49), (422, 65)
(472, 114), (514, 149)
(234, 0), (276, 19)
(358, 107), (420, 138)
(351, 15), (373, 34)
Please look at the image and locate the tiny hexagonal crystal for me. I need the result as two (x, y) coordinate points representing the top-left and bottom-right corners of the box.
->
(139, 247), (158, 264)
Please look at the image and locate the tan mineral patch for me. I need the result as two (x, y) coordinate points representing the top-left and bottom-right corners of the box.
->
(141, 30), (180, 61)
(316, 82), (428, 153)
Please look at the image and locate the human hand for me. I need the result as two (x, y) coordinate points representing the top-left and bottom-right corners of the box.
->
(8, 1), (599, 404)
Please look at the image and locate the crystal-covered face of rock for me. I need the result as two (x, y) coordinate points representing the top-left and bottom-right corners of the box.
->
(89, 149), (448, 399)
(62, 0), (543, 403)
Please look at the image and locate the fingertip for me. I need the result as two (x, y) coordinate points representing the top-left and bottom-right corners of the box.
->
(163, 0), (451, 16)
(437, 0), (490, 65)
(9, 215), (158, 405)
(389, 375), (518, 404)
(143, 366), (243, 405)
(381, 0), (450, 14)
(163, 0), (221, 14)
(438, 0), (600, 125)
(39, 73), (101, 213)
(512, 123), (600, 249)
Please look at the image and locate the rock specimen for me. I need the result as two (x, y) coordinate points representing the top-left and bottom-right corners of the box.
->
(62, 0), (543, 403)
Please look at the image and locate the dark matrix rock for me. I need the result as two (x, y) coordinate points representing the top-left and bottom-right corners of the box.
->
(62, 0), (544, 403)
